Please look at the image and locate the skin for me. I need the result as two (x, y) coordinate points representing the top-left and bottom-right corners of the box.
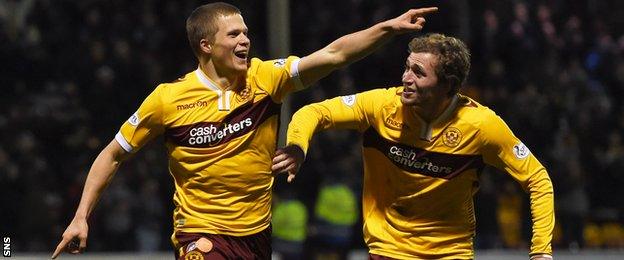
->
(401, 52), (451, 122)
(272, 51), (455, 178)
(199, 14), (250, 89)
(271, 52), (554, 260)
(52, 6), (438, 259)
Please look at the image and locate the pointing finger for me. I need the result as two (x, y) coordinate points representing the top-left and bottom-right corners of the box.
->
(412, 7), (438, 16)
(52, 238), (70, 259)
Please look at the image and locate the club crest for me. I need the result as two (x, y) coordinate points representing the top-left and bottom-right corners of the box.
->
(442, 127), (462, 147)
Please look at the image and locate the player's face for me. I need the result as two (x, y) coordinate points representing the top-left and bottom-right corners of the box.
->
(401, 52), (449, 109)
(211, 14), (250, 76)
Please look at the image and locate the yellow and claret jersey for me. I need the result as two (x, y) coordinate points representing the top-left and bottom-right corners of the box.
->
(287, 87), (554, 259)
(115, 56), (304, 246)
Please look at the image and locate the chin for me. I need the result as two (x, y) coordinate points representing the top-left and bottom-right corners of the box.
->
(400, 96), (417, 106)
(231, 64), (248, 74)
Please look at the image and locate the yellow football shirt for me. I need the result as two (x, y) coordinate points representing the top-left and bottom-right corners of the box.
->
(287, 87), (554, 259)
(115, 56), (304, 246)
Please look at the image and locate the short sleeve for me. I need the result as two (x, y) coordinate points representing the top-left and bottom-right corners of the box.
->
(115, 85), (166, 153)
(250, 56), (303, 102)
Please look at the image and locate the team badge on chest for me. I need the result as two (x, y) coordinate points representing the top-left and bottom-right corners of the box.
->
(184, 251), (204, 260)
(442, 127), (462, 147)
(236, 84), (252, 103)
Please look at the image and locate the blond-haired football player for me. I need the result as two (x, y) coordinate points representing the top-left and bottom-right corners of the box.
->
(273, 33), (555, 260)
(52, 2), (438, 259)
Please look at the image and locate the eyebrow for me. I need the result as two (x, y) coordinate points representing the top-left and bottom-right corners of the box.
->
(408, 61), (427, 76)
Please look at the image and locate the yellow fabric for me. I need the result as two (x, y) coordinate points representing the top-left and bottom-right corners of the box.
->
(287, 87), (555, 259)
(116, 56), (303, 246)
(272, 200), (308, 242)
(315, 184), (358, 226)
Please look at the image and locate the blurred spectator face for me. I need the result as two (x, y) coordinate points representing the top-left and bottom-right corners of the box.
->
(483, 10), (498, 31)
(537, 4), (551, 22)
(513, 2), (529, 23)
(210, 14), (250, 76)
(401, 52), (447, 109)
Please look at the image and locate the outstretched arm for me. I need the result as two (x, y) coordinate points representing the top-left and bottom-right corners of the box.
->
(273, 89), (386, 181)
(297, 7), (438, 87)
(52, 140), (130, 259)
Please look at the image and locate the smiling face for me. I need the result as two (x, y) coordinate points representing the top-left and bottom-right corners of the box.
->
(207, 14), (250, 77)
(401, 52), (450, 113)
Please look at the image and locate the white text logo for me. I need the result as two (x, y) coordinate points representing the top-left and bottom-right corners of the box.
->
(387, 146), (452, 174)
(188, 118), (253, 145)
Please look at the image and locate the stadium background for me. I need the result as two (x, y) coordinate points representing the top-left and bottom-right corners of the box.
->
(1, 0), (624, 258)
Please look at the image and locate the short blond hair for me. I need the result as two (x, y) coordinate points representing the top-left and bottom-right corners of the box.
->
(186, 2), (241, 58)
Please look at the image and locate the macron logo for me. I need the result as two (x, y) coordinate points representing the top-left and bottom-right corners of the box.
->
(177, 100), (208, 110)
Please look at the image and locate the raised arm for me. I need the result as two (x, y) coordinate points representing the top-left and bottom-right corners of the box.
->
(297, 7), (438, 87)
(52, 139), (131, 259)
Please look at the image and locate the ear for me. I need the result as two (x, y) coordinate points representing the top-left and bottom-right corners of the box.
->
(200, 39), (212, 54)
(445, 76), (460, 96)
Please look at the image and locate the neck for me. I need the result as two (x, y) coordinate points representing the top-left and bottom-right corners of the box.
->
(199, 60), (243, 91)
(413, 95), (454, 124)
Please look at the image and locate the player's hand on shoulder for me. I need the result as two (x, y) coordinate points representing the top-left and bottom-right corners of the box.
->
(385, 7), (438, 34)
(51, 217), (89, 259)
(271, 145), (305, 183)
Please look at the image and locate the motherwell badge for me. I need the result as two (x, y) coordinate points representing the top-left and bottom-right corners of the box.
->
(184, 251), (204, 260)
(236, 84), (252, 103)
(442, 127), (462, 147)
(185, 251), (204, 260)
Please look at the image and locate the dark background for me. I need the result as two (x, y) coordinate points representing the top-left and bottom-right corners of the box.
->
(1, 0), (623, 254)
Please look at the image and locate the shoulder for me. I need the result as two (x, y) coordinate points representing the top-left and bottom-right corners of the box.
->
(455, 95), (512, 141)
(357, 87), (400, 103)
(248, 56), (301, 75)
(456, 95), (500, 125)
(156, 71), (196, 95)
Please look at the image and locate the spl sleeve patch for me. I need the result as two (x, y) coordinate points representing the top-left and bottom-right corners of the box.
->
(273, 59), (286, 68)
(128, 111), (140, 126)
(512, 142), (530, 159)
(341, 95), (356, 107)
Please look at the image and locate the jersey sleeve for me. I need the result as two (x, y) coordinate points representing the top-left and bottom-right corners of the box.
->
(286, 88), (386, 154)
(115, 85), (166, 153)
(479, 112), (555, 256)
(250, 56), (304, 103)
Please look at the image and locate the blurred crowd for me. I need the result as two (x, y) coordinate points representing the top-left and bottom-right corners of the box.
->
(1, 0), (623, 255)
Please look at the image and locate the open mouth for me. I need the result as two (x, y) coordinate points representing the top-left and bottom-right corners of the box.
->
(403, 87), (416, 94)
(234, 50), (248, 60)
